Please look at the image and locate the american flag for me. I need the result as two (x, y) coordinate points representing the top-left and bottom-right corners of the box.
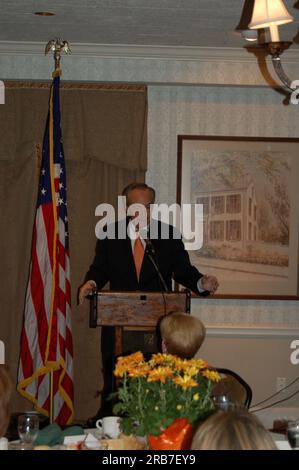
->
(17, 76), (74, 425)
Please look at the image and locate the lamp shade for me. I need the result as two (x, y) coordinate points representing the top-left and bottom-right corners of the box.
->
(249, 0), (293, 29)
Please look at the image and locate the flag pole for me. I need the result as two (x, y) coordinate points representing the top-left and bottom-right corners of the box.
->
(45, 38), (71, 77)
(45, 38), (72, 425)
(17, 38), (74, 427)
(49, 370), (54, 424)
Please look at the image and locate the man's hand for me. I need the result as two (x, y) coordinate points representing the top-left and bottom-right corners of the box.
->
(79, 280), (97, 305)
(201, 275), (219, 294)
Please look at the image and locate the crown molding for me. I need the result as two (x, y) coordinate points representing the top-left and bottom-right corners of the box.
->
(0, 40), (299, 64)
(206, 325), (299, 338)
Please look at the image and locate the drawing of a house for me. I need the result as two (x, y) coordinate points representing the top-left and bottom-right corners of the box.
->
(193, 183), (258, 249)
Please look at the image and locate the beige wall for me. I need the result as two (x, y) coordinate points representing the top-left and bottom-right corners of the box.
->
(189, 298), (299, 409)
(198, 334), (299, 406)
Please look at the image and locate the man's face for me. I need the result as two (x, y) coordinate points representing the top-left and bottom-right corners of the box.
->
(126, 188), (154, 227)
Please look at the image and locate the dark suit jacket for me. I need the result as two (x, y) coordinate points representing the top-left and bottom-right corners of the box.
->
(85, 219), (203, 295)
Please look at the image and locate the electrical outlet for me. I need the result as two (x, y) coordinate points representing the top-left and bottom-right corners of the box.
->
(276, 377), (286, 393)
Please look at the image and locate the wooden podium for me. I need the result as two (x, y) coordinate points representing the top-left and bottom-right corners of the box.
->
(89, 290), (191, 356)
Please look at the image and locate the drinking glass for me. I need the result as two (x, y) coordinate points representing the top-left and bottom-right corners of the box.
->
(17, 414), (39, 446)
(213, 394), (232, 411)
(287, 420), (299, 449)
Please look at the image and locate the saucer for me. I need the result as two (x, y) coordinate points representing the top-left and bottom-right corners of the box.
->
(8, 441), (33, 450)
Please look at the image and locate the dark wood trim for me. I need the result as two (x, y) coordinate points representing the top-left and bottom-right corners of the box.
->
(191, 294), (299, 301)
(4, 80), (146, 92)
(178, 135), (299, 144)
(176, 135), (183, 205)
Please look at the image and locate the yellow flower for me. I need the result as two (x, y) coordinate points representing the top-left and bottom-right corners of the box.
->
(175, 358), (190, 372)
(171, 356), (185, 369)
(147, 366), (174, 383)
(182, 365), (198, 377)
(173, 375), (198, 390)
(189, 358), (209, 370)
(176, 359), (205, 376)
(113, 352), (216, 436)
(149, 353), (175, 366)
(202, 369), (221, 382)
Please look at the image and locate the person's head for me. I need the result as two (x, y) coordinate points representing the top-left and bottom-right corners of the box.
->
(122, 182), (155, 227)
(159, 313), (206, 359)
(191, 408), (277, 450)
(0, 365), (12, 437)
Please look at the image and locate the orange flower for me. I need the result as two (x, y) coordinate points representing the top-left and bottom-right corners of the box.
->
(114, 363), (129, 378)
(147, 366), (174, 383)
(128, 364), (151, 378)
(120, 351), (144, 365)
(114, 351), (146, 377)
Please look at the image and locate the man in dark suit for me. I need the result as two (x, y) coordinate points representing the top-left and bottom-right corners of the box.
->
(79, 182), (218, 418)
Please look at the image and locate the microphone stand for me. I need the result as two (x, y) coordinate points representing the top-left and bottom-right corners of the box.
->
(145, 239), (169, 293)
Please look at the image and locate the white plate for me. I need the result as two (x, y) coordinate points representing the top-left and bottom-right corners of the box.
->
(270, 432), (292, 450)
(84, 428), (103, 439)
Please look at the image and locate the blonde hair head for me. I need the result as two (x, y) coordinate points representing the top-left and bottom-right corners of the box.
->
(191, 409), (277, 450)
(159, 313), (206, 359)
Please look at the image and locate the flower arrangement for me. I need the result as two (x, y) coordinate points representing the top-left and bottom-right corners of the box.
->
(112, 351), (221, 437)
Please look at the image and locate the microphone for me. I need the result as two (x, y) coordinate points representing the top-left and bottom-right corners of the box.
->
(145, 238), (169, 293)
(145, 238), (155, 254)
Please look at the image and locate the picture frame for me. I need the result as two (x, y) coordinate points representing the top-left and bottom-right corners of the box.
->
(177, 135), (299, 300)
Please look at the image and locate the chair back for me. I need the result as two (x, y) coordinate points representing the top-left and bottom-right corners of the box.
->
(213, 368), (252, 409)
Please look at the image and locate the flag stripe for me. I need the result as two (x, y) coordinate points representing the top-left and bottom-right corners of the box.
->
(30, 230), (49, 361)
(35, 207), (53, 322)
(24, 289), (43, 371)
(19, 317), (34, 378)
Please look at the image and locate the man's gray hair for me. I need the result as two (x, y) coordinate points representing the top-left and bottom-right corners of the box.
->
(122, 182), (155, 201)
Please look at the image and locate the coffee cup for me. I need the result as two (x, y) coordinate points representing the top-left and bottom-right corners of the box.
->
(95, 416), (121, 439)
(287, 420), (299, 449)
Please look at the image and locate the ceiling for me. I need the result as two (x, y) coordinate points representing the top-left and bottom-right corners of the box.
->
(0, 0), (298, 49)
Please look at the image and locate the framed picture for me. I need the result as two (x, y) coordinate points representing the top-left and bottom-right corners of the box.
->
(177, 135), (299, 299)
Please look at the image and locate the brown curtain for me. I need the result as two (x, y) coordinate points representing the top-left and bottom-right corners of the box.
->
(0, 82), (147, 420)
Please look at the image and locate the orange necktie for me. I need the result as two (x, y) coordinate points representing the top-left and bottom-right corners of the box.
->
(133, 235), (144, 281)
